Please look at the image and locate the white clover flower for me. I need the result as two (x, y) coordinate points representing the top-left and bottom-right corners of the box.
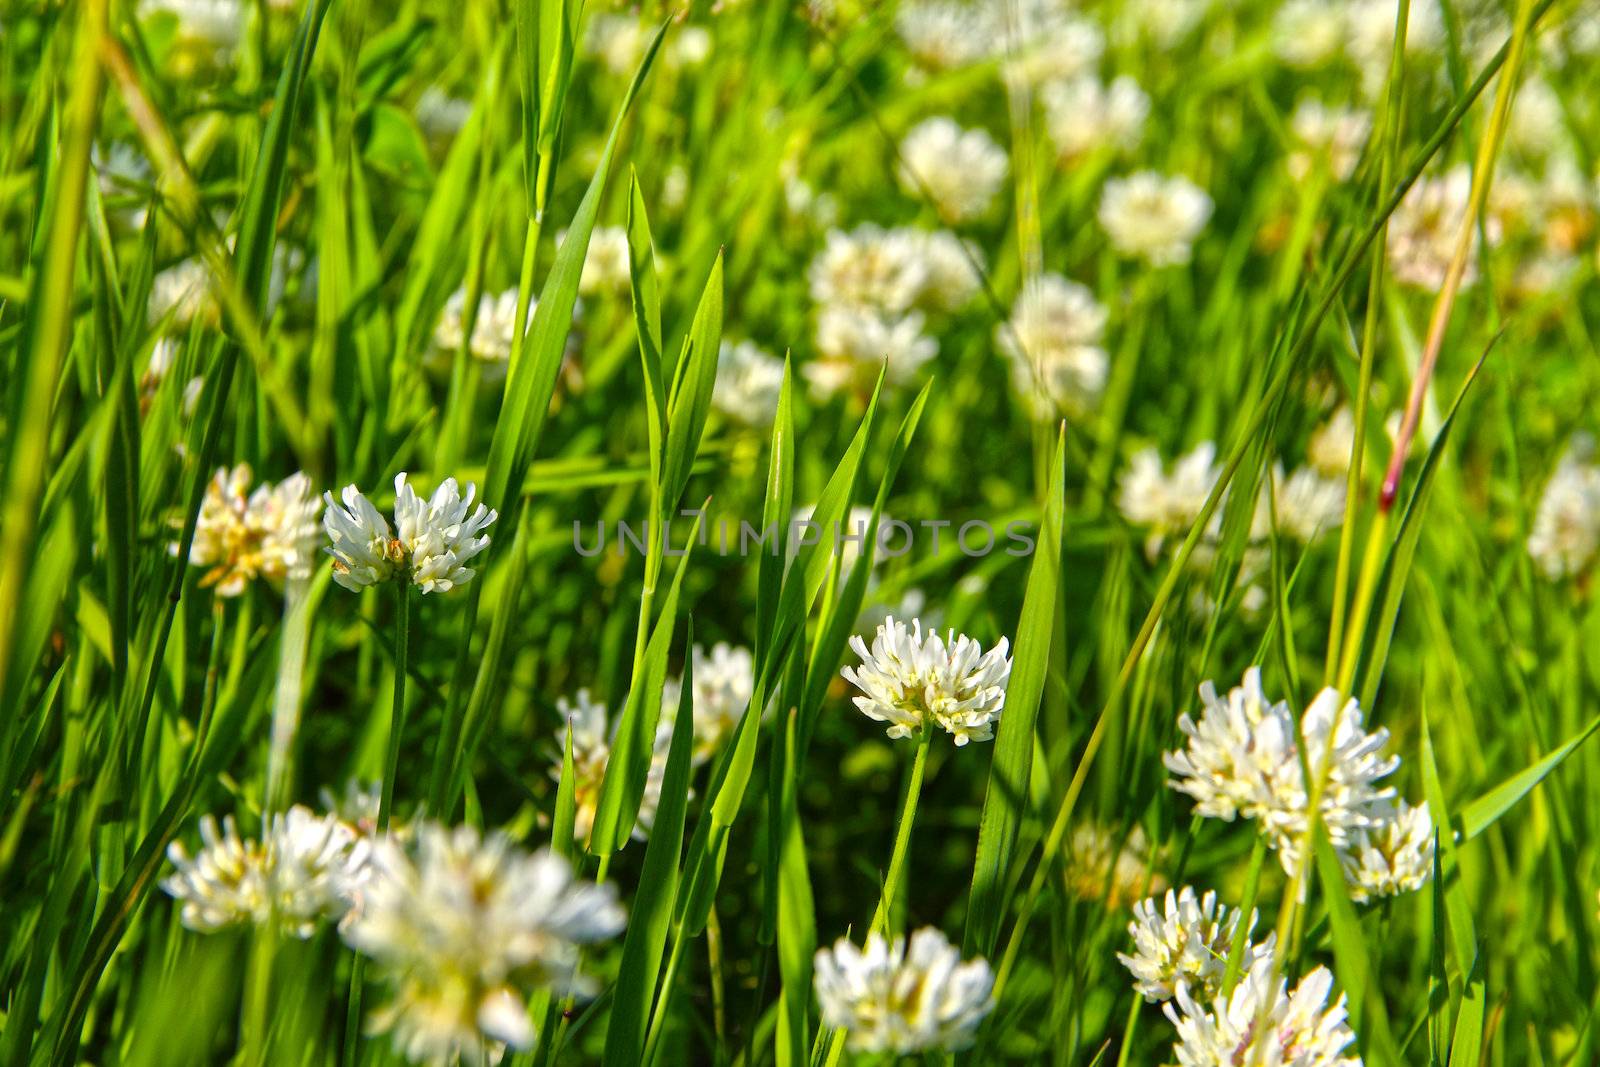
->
(1165, 958), (1361, 1067)
(1041, 75), (1149, 164)
(433, 287), (522, 364)
(1066, 822), (1165, 908)
(915, 230), (985, 313)
(1117, 442), (1222, 558)
(1348, 0), (1443, 94)
(1112, 0), (1209, 49)
(1289, 99), (1371, 183)
(671, 25), (713, 68)
(1341, 799), (1435, 902)
(663, 642), (755, 764)
(586, 13), (649, 76)
(712, 340), (786, 427)
(415, 88), (473, 147)
(808, 306), (938, 397)
(1503, 75), (1566, 161)
(841, 616), (1012, 746)
(553, 689), (672, 844)
(808, 225), (929, 313)
(319, 778), (386, 838)
(1118, 886), (1275, 1003)
(1387, 165), (1500, 290)
(1165, 670), (1401, 876)
(813, 927), (994, 1053)
(1308, 407), (1357, 479)
(1528, 443), (1600, 581)
(1098, 172), (1213, 266)
(139, 0), (243, 61)
(897, 117), (1008, 224)
(1258, 466), (1346, 545)
(149, 257), (218, 330)
(1273, 0), (1346, 69)
(896, 1), (994, 70)
(999, 273), (1108, 419)
(162, 806), (369, 938)
(187, 464), (321, 596)
(577, 225), (631, 296)
(341, 824), (625, 1065)
(323, 474), (497, 594)
(999, 0), (1104, 87)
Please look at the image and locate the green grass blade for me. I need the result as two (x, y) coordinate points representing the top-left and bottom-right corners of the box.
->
(661, 252), (724, 511)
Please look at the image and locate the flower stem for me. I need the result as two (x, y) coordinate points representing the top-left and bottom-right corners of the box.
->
(378, 580), (411, 833)
(1220, 833), (1268, 998)
(870, 725), (935, 937)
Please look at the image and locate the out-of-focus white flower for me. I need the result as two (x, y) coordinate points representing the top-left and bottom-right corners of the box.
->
(319, 779), (386, 838)
(915, 230), (985, 312)
(792, 503), (890, 576)
(1066, 822), (1165, 908)
(784, 175), (840, 229)
(1289, 99), (1372, 182)
(896, 1), (995, 70)
(1528, 442), (1600, 580)
(149, 258), (218, 330)
(1118, 886), (1275, 1003)
(578, 225), (632, 297)
(663, 642), (755, 763)
(433, 287), (522, 364)
(998, 0), (1104, 87)
(1504, 75), (1567, 161)
(139, 0), (243, 62)
(1348, 0), (1443, 94)
(95, 142), (151, 230)
(841, 616), (1011, 746)
(1257, 465), (1346, 545)
(1113, 0), (1209, 49)
(415, 88), (472, 147)
(1117, 442), (1221, 558)
(712, 340), (786, 427)
(1341, 799), (1435, 902)
(814, 927), (994, 1053)
(1164, 669), (1402, 876)
(553, 689), (672, 844)
(1308, 407), (1357, 479)
(1273, 0), (1347, 69)
(341, 824), (625, 1065)
(671, 25), (713, 68)
(586, 14), (649, 76)
(809, 225), (929, 313)
(1099, 172), (1213, 266)
(1387, 165), (1500, 290)
(162, 806), (369, 938)
(187, 464), (321, 596)
(809, 306), (938, 397)
(1041, 75), (1149, 164)
(322, 473), (497, 594)
(999, 273), (1108, 419)
(1165, 958), (1360, 1067)
(897, 117), (1008, 223)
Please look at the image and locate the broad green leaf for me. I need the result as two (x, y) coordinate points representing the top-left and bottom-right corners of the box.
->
(1458, 712), (1600, 842)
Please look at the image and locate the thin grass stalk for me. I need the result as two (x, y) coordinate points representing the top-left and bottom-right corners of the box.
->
(870, 724), (935, 938)
(379, 580), (411, 832)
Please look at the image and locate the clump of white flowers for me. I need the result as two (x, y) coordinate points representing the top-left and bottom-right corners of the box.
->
(711, 340), (786, 427)
(664, 642), (755, 764)
(138, 0), (243, 69)
(1308, 406), (1358, 479)
(808, 225), (928, 313)
(1117, 442), (1222, 558)
(915, 230), (985, 312)
(813, 927), (994, 1053)
(998, 273), (1109, 419)
(1528, 440), (1600, 581)
(1258, 465), (1346, 545)
(578, 225), (632, 297)
(897, 117), (1008, 224)
(1164, 667), (1432, 896)
(841, 616), (1012, 746)
(1387, 164), (1501, 290)
(1065, 822), (1165, 908)
(810, 305), (939, 396)
(1340, 799), (1435, 903)
(433, 287), (522, 365)
(1118, 886), (1275, 1003)
(1165, 957), (1361, 1067)
(1041, 75), (1149, 164)
(1288, 99), (1372, 183)
(162, 806), (369, 938)
(1098, 172), (1213, 266)
(341, 823), (625, 1065)
(895, 0), (994, 71)
(322, 473), (497, 594)
(999, 1), (1103, 87)
(553, 689), (671, 843)
(149, 257), (218, 330)
(187, 464), (321, 596)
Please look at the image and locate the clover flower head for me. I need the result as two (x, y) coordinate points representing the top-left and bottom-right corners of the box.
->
(187, 464), (322, 596)
(897, 117), (1009, 223)
(434, 287), (522, 364)
(341, 824), (624, 1065)
(1258, 465), (1346, 545)
(1388, 164), (1501, 290)
(578, 225), (632, 296)
(915, 230), (985, 313)
(841, 616), (1011, 745)
(1066, 822), (1166, 908)
(1341, 799), (1435, 902)
(896, 1), (994, 70)
(1098, 172), (1213, 265)
(1528, 442), (1600, 580)
(1042, 75), (1149, 164)
(664, 643), (755, 764)
(1289, 99), (1372, 182)
(1117, 442), (1222, 557)
(813, 927), (994, 1053)
(1118, 886), (1276, 1004)
(323, 474), (497, 594)
(712, 340), (786, 427)
(999, 273), (1108, 419)
(552, 689), (673, 844)
(808, 225), (929, 313)
(1164, 958), (1361, 1067)
(808, 306), (938, 397)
